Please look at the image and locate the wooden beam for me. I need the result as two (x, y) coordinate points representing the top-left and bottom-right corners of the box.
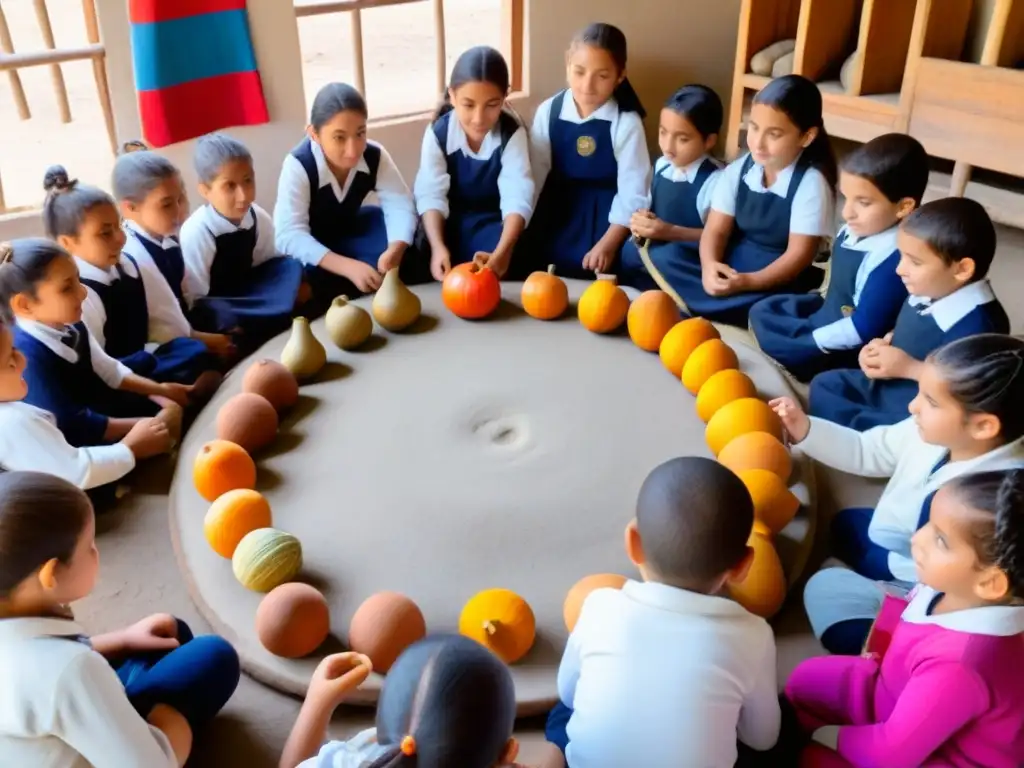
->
(294, 0), (426, 17)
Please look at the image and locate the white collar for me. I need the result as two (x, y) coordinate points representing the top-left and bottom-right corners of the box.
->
(928, 436), (1024, 488)
(0, 616), (85, 644)
(658, 154), (711, 183)
(309, 138), (371, 190)
(916, 280), (996, 331)
(444, 112), (503, 159)
(73, 255), (139, 286)
(840, 223), (899, 253)
(201, 204), (255, 236)
(124, 219), (178, 250)
(904, 585), (1024, 636)
(621, 579), (755, 619)
(742, 152), (803, 198)
(0, 400), (57, 426)
(14, 317), (72, 346)
(556, 92), (619, 124)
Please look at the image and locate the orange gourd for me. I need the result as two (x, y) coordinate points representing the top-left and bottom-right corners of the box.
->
(193, 440), (257, 502)
(522, 265), (569, 320)
(659, 318), (720, 377)
(242, 359), (299, 412)
(563, 573), (627, 632)
(738, 468), (800, 534)
(718, 432), (792, 482)
(695, 369), (758, 422)
(578, 278), (630, 334)
(627, 290), (680, 352)
(706, 397), (784, 456)
(728, 520), (786, 618)
(459, 588), (536, 664)
(204, 489), (272, 558)
(442, 261), (501, 319)
(216, 392), (279, 453)
(681, 338), (739, 394)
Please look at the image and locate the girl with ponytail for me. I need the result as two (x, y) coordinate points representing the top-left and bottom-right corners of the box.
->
(785, 468), (1024, 767)
(674, 74), (837, 326)
(524, 22), (652, 280)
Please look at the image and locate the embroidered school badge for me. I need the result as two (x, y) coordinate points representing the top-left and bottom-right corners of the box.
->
(576, 135), (597, 156)
(841, 305), (854, 317)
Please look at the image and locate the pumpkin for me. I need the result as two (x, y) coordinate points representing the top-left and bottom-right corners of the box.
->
(718, 431), (792, 482)
(459, 588), (536, 664)
(626, 290), (680, 352)
(681, 339), (739, 394)
(521, 265), (568, 320)
(348, 591), (427, 673)
(659, 318), (720, 377)
(256, 582), (330, 658)
(563, 573), (628, 632)
(232, 528), (303, 592)
(193, 440), (257, 502)
(706, 397), (784, 456)
(442, 261), (501, 319)
(739, 468), (800, 534)
(728, 520), (786, 618)
(695, 369), (758, 423)
(578, 278), (630, 334)
(216, 392), (279, 453)
(204, 488), (272, 558)
(242, 359), (299, 412)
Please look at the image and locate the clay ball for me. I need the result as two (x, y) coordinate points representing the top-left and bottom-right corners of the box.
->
(216, 392), (279, 453)
(242, 359), (299, 412)
(256, 582), (330, 658)
(348, 591), (426, 673)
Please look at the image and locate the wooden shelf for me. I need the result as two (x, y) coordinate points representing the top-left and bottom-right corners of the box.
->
(981, 0), (1024, 67)
(851, 0), (917, 95)
(793, 0), (860, 83)
(926, 170), (1024, 229)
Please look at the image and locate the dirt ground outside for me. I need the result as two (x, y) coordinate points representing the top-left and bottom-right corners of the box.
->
(0, 0), (502, 211)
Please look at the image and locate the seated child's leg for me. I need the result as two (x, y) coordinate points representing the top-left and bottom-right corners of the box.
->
(149, 338), (218, 385)
(829, 508), (894, 581)
(734, 696), (808, 768)
(784, 656), (877, 732)
(93, 389), (160, 420)
(618, 239), (659, 292)
(799, 742), (855, 768)
(116, 618), (240, 729)
(808, 370), (912, 431)
(803, 568), (887, 655)
(544, 701), (573, 756)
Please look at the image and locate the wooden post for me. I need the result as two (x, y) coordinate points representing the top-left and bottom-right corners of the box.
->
(0, 4), (30, 120)
(33, 0), (72, 123)
(501, 0), (524, 92)
(433, 0), (446, 94)
(350, 8), (366, 96)
(81, 0), (117, 154)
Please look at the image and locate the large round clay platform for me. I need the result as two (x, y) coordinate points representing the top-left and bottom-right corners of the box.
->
(169, 279), (816, 715)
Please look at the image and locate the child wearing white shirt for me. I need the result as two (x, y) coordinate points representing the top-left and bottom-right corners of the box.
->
(0, 472), (240, 768)
(546, 457), (780, 768)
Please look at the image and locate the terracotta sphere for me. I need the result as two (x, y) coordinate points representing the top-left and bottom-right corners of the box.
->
(242, 359), (300, 412)
(216, 392), (279, 453)
(348, 591), (426, 673)
(255, 582), (330, 658)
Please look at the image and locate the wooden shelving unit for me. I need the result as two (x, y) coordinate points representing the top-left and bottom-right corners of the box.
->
(724, 0), (1024, 229)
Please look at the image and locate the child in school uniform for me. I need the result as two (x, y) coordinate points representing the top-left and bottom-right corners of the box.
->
(180, 133), (305, 346)
(674, 75), (836, 326)
(749, 134), (928, 381)
(0, 238), (193, 449)
(41, 166), (220, 395)
(280, 635), (537, 768)
(274, 82), (422, 314)
(0, 471), (240, 767)
(808, 197), (1009, 431)
(546, 457), (780, 768)
(771, 333), (1024, 656)
(620, 84), (723, 293)
(785, 470), (1024, 768)
(414, 46), (534, 281)
(112, 143), (236, 358)
(526, 23), (651, 280)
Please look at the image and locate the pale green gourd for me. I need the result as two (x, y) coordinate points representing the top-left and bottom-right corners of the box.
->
(325, 295), (373, 350)
(280, 317), (326, 381)
(232, 528), (303, 592)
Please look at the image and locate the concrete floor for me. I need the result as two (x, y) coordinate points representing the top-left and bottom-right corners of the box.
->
(77, 225), (1024, 767)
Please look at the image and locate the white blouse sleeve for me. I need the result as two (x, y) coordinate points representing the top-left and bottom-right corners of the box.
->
(373, 143), (417, 246)
(799, 415), (916, 478)
(87, 330), (131, 388)
(696, 169), (722, 224)
(179, 211), (216, 301)
(609, 111), (652, 228)
(529, 97), (554, 206)
(497, 125), (535, 224)
(790, 167), (835, 237)
(251, 204), (280, 267)
(274, 154), (331, 267)
(413, 126), (451, 219)
(80, 286), (108, 349)
(134, 256), (193, 343)
(709, 155), (746, 218)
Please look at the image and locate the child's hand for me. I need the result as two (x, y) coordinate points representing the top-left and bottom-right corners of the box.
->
(377, 245), (405, 275)
(202, 332), (236, 359)
(769, 396), (810, 444)
(630, 211), (667, 240)
(582, 246), (614, 274)
(862, 345), (913, 380)
(702, 262), (737, 296)
(475, 250), (510, 278)
(122, 613), (181, 653)
(122, 416), (172, 459)
(147, 704), (192, 767)
(430, 246), (452, 282)
(158, 382), (192, 408)
(307, 652), (373, 711)
(346, 260), (384, 293)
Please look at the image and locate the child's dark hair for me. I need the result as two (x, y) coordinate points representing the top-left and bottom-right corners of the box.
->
(753, 74), (837, 191)
(365, 633), (515, 768)
(841, 133), (929, 206)
(0, 471), (93, 598)
(664, 84), (723, 139)
(901, 198), (996, 280)
(946, 469), (1024, 596)
(929, 334), (1024, 441)
(571, 23), (646, 118)
(194, 133), (253, 185)
(41, 165), (116, 240)
(0, 238), (72, 324)
(309, 82), (368, 131)
(435, 46), (509, 122)
(635, 457), (753, 589)
(112, 140), (179, 204)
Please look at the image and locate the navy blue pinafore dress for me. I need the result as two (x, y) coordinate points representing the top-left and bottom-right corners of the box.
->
(129, 230), (186, 307)
(432, 110), (519, 267)
(190, 209), (303, 343)
(620, 158), (719, 295)
(527, 91), (619, 279)
(675, 153), (823, 326)
(79, 254), (212, 384)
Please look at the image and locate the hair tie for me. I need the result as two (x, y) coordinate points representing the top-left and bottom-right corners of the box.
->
(0, 242), (13, 265)
(120, 140), (148, 155)
(400, 735), (417, 756)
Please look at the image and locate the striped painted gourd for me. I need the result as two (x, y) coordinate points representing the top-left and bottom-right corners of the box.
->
(232, 528), (303, 592)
